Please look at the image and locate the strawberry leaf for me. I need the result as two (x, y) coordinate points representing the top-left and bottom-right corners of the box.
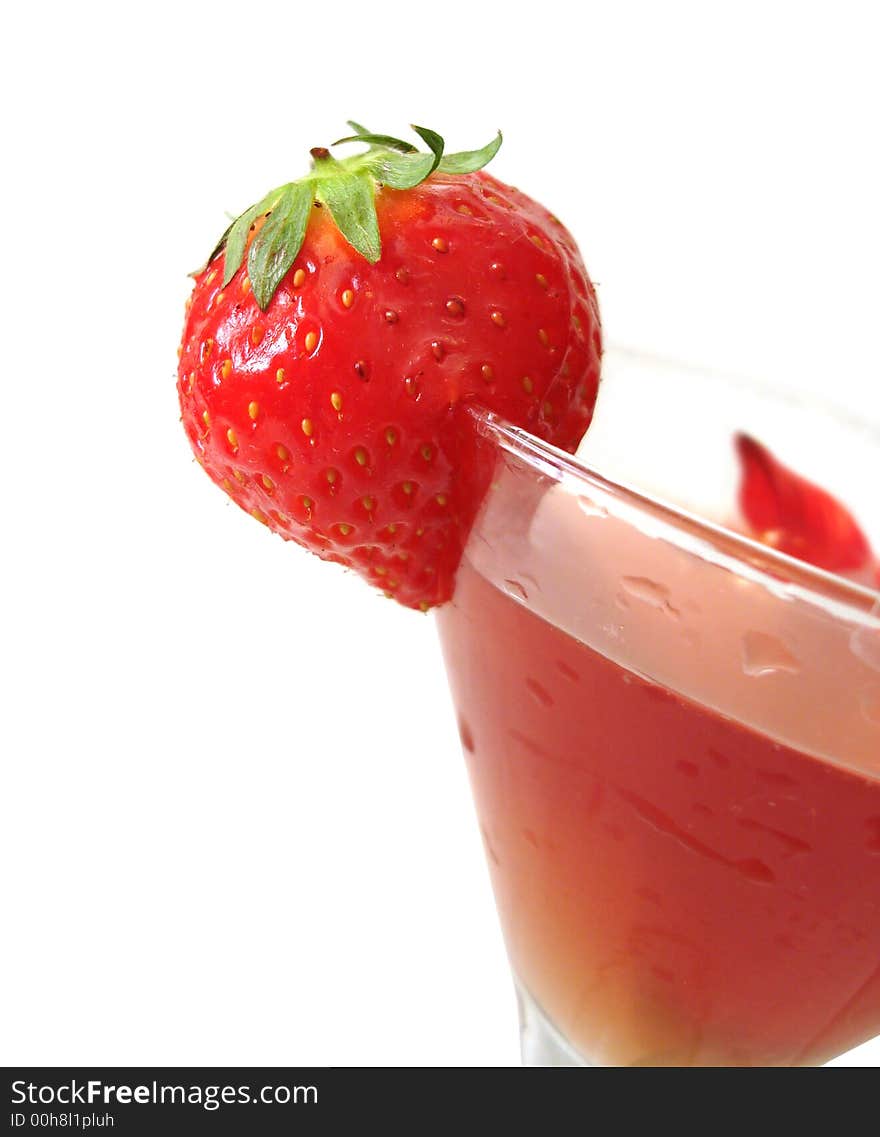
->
(411, 125), (445, 173)
(369, 150), (436, 190)
(334, 130), (417, 154)
(222, 189), (285, 286)
(203, 220), (234, 273)
(438, 130), (503, 175)
(317, 171), (381, 263)
(247, 182), (314, 310)
(367, 125), (444, 189)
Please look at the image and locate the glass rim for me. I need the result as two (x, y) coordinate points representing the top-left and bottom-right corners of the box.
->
(470, 407), (880, 621)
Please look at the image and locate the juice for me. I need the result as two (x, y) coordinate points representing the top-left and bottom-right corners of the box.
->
(437, 477), (880, 1066)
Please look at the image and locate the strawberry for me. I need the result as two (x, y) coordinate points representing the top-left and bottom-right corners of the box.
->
(735, 433), (878, 584)
(177, 124), (602, 609)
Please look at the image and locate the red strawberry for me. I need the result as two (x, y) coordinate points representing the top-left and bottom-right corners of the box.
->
(735, 433), (877, 583)
(177, 124), (602, 609)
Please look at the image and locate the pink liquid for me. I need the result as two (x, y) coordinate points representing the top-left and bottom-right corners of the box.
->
(438, 557), (880, 1066)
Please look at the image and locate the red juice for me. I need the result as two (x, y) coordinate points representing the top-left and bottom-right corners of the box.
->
(438, 542), (880, 1066)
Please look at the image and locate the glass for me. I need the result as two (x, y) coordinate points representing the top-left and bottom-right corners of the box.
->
(436, 350), (880, 1067)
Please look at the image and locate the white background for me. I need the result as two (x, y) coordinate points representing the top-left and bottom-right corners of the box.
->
(3, 1), (878, 1067)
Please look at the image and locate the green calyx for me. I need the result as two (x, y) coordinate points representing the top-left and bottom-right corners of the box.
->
(209, 122), (503, 310)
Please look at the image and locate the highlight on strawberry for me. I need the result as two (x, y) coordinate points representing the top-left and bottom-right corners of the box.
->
(177, 123), (602, 609)
(735, 433), (878, 585)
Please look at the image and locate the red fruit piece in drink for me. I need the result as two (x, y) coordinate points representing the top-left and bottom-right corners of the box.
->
(735, 433), (876, 581)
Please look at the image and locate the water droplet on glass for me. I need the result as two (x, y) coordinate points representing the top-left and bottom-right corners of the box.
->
(741, 631), (801, 677)
(736, 858), (776, 884)
(861, 686), (880, 726)
(480, 824), (501, 866)
(852, 625), (880, 672)
(709, 748), (731, 769)
(757, 769), (798, 790)
(579, 496), (608, 520)
(526, 677), (554, 707)
(503, 578), (528, 602)
(737, 817), (812, 855)
(636, 886), (663, 907)
(556, 660), (580, 682)
(620, 576), (680, 618)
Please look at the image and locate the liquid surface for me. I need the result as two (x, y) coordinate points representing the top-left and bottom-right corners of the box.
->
(438, 558), (880, 1066)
